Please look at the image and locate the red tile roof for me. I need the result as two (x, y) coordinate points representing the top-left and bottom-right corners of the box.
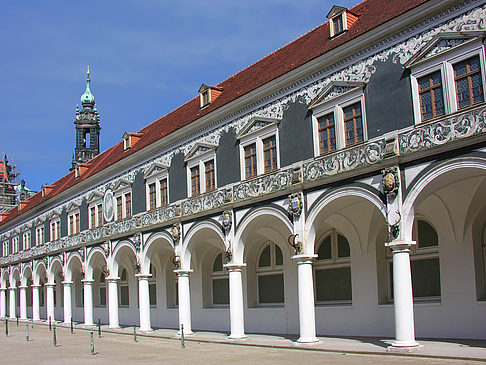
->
(0, 0), (429, 226)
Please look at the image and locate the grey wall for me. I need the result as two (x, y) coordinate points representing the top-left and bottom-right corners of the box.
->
(44, 220), (50, 242)
(169, 152), (187, 202)
(365, 58), (413, 139)
(132, 171), (146, 215)
(80, 199), (88, 231)
(216, 129), (240, 186)
(60, 208), (67, 238)
(279, 98), (314, 167)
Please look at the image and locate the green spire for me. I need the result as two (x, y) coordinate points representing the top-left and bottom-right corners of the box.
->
(81, 66), (95, 107)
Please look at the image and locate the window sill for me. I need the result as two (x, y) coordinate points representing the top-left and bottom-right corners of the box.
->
(249, 304), (285, 310)
(316, 301), (352, 308)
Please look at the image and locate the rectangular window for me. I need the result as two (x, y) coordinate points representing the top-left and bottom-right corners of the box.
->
(205, 159), (215, 192)
(97, 204), (103, 227)
(191, 166), (200, 196)
(56, 221), (60, 240)
(318, 113), (336, 154)
(333, 16), (344, 34)
(116, 196), (122, 221)
(90, 207), (96, 228)
(263, 136), (277, 173)
(244, 143), (257, 179)
(343, 102), (364, 146)
(149, 283), (157, 306)
(418, 71), (445, 121)
(125, 192), (132, 218)
(454, 55), (484, 110)
(75, 213), (80, 234)
(69, 216), (74, 236)
(160, 178), (168, 206)
(149, 183), (156, 210)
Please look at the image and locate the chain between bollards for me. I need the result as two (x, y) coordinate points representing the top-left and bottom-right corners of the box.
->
(53, 323), (57, 347)
(26, 322), (29, 341)
(133, 322), (137, 342)
(5, 318), (8, 337)
(180, 324), (185, 348)
(90, 329), (95, 355)
(97, 319), (101, 338)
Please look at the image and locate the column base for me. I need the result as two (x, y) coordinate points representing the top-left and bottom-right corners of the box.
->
(387, 341), (422, 353)
(228, 334), (248, 341)
(176, 330), (194, 336)
(295, 336), (320, 344)
(138, 327), (153, 333)
(9, 316), (16, 320)
(83, 322), (95, 326)
(108, 325), (120, 329)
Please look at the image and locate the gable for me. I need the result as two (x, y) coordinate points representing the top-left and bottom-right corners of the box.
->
(309, 81), (366, 109)
(236, 116), (280, 140)
(184, 142), (217, 162)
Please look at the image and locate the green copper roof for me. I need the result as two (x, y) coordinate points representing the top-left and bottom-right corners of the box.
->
(81, 66), (95, 107)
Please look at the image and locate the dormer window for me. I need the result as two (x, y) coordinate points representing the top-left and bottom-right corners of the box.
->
(198, 84), (223, 108)
(327, 6), (358, 38)
(123, 132), (143, 151)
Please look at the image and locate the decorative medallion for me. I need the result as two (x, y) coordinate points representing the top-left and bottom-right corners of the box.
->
(288, 193), (303, 217)
(382, 167), (400, 200)
(103, 189), (115, 223)
(222, 210), (232, 232)
(171, 224), (181, 243)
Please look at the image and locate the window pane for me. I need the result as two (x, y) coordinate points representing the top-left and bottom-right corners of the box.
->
(212, 278), (229, 305)
(317, 236), (332, 260)
(263, 136), (277, 173)
(411, 258), (441, 297)
(205, 159), (216, 192)
(343, 102), (363, 146)
(212, 253), (223, 272)
(121, 269), (127, 281)
(315, 267), (352, 301)
(275, 245), (283, 266)
(259, 245), (271, 267)
(417, 220), (438, 248)
(149, 283), (157, 306)
(191, 166), (200, 196)
(100, 287), (106, 306)
(418, 71), (444, 120)
(258, 274), (284, 303)
(120, 286), (129, 306)
(337, 234), (350, 258)
(244, 144), (257, 178)
(454, 56), (484, 109)
(318, 114), (336, 154)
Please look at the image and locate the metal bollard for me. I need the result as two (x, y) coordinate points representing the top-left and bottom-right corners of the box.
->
(97, 319), (101, 338)
(5, 318), (8, 337)
(26, 322), (29, 341)
(16, 317), (18, 327)
(70, 318), (73, 334)
(180, 324), (185, 349)
(49, 316), (51, 331)
(53, 323), (57, 347)
(31, 319), (34, 329)
(133, 322), (137, 342)
(90, 329), (95, 355)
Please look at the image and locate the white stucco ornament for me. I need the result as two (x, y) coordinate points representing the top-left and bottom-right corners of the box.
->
(103, 189), (114, 223)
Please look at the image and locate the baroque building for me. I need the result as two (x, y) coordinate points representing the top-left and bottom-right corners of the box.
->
(0, 0), (486, 350)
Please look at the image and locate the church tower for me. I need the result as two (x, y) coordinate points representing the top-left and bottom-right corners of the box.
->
(71, 67), (101, 170)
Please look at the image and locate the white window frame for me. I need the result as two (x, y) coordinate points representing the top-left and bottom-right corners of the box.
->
(211, 252), (229, 307)
(408, 35), (486, 124)
(311, 87), (367, 157)
(12, 236), (19, 254)
(238, 118), (280, 180)
(67, 207), (80, 237)
(50, 217), (61, 242)
(145, 167), (169, 211)
(87, 193), (103, 230)
(256, 241), (284, 306)
(186, 150), (217, 197)
(35, 225), (45, 246)
(22, 230), (32, 250)
(113, 181), (133, 221)
(2, 241), (8, 257)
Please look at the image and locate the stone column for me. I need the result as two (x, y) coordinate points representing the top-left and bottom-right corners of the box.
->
(136, 274), (152, 332)
(19, 285), (28, 320)
(107, 277), (120, 328)
(224, 264), (246, 340)
(0, 288), (6, 318)
(8, 286), (17, 319)
(292, 255), (319, 343)
(387, 241), (419, 349)
(175, 270), (193, 335)
(46, 283), (55, 322)
(32, 285), (40, 321)
(62, 281), (73, 324)
(82, 279), (94, 326)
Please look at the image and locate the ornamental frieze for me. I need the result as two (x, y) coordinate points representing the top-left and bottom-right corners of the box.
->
(110, 218), (138, 236)
(182, 190), (227, 216)
(398, 106), (486, 154)
(140, 205), (178, 228)
(303, 139), (386, 183)
(233, 168), (293, 202)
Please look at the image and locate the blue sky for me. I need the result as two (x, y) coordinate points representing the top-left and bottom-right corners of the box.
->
(0, 0), (357, 191)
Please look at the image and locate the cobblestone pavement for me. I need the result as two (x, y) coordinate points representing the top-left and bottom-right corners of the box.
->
(0, 323), (482, 365)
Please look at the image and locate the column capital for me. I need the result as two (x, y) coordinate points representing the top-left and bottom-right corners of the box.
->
(174, 269), (192, 277)
(291, 254), (317, 264)
(81, 279), (95, 284)
(135, 274), (152, 280)
(223, 263), (246, 271)
(18, 285), (28, 290)
(31, 284), (41, 288)
(386, 240), (416, 252)
(8, 286), (17, 290)
(62, 281), (74, 286)
(0, 287), (7, 291)
(105, 277), (120, 282)
(45, 283), (56, 288)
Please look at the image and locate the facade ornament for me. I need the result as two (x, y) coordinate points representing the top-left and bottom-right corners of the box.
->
(133, 256), (141, 274)
(133, 233), (142, 251)
(224, 240), (232, 263)
(80, 269), (85, 279)
(171, 255), (181, 270)
(103, 189), (115, 223)
(222, 210), (232, 232)
(101, 241), (110, 257)
(171, 224), (181, 243)
(388, 210), (401, 240)
(382, 167), (400, 200)
(288, 234), (303, 255)
(288, 193), (303, 217)
(101, 265), (110, 277)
